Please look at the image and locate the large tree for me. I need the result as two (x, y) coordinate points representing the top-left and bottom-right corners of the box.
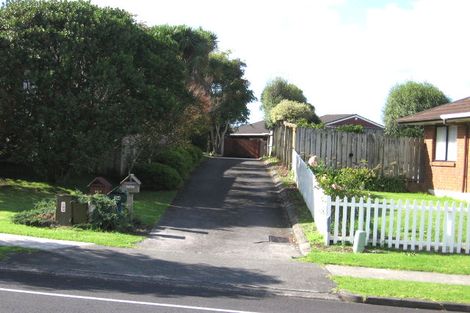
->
(207, 53), (255, 155)
(383, 81), (450, 137)
(0, 0), (188, 180)
(261, 77), (319, 128)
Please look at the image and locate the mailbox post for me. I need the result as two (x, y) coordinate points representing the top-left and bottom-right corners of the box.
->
(119, 174), (141, 218)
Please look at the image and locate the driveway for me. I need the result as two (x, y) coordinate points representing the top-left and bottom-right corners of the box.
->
(139, 157), (300, 261)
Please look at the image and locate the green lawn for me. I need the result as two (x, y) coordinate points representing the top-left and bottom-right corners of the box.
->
(304, 249), (470, 275)
(0, 178), (175, 247)
(333, 276), (470, 304)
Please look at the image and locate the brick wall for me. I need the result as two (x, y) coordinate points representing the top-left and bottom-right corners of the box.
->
(422, 124), (470, 192)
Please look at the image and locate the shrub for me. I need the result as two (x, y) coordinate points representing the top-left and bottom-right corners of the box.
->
(77, 192), (129, 232)
(134, 162), (182, 190)
(185, 145), (203, 164)
(335, 124), (364, 134)
(12, 199), (55, 227)
(367, 175), (407, 193)
(297, 119), (325, 129)
(154, 149), (192, 178)
(311, 162), (375, 199)
(270, 100), (316, 124)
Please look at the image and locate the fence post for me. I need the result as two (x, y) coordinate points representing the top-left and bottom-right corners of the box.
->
(324, 196), (331, 246)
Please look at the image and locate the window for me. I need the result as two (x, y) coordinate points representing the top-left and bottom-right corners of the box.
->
(435, 125), (457, 161)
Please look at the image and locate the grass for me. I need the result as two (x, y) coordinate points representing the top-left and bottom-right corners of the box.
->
(333, 276), (470, 304)
(0, 178), (175, 247)
(0, 246), (34, 260)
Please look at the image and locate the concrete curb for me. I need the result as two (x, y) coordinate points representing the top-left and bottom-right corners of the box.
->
(264, 162), (311, 256)
(338, 291), (470, 312)
(0, 265), (338, 301)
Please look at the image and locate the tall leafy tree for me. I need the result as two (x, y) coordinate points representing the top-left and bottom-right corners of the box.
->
(383, 81), (450, 137)
(261, 77), (319, 128)
(269, 100), (316, 125)
(0, 0), (187, 180)
(207, 53), (255, 155)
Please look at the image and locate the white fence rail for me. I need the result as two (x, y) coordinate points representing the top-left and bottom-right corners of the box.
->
(291, 150), (470, 254)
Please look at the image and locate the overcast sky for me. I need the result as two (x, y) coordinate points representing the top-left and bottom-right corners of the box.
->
(46, 1), (470, 124)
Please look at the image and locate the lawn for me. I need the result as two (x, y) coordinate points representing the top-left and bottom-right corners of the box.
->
(333, 276), (470, 304)
(0, 178), (175, 247)
(0, 246), (34, 260)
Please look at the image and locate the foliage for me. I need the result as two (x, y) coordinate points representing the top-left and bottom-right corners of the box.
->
(270, 100), (316, 125)
(335, 124), (364, 133)
(76, 192), (130, 232)
(207, 52), (255, 155)
(311, 162), (376, 199)
(183, 145), (203, 165)
(383, 81), (450, 137)
(261, 77), (320, 128)
(366, 175), (407, 193)
(12, 199), (55, 227)
(134, 162), (183, 190)
(0, 0), (188, 181)
(296, 119), (325, 129)
(154, 149), (192, 178)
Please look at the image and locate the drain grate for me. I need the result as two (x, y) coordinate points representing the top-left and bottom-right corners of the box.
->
(268, 235), (290, 243)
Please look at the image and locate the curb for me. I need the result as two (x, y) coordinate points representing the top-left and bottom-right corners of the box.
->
(0, 265), (338, 301)
(338, 292), (470, 312)
(265, 162), (311, 256)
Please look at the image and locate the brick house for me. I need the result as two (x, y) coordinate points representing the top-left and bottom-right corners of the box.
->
(320, 114), (384, 130)
(398, 97), (470, 200)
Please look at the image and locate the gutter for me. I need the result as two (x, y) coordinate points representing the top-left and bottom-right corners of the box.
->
(440, 112), (470, 124)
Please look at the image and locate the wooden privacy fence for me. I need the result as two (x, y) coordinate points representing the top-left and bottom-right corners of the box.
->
(291, 150), (470, 254)
(273, 123), (424, 181)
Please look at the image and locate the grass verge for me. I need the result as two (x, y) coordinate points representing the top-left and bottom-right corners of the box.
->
(333, 276), (470, 304)
(0, 179), (175, 247)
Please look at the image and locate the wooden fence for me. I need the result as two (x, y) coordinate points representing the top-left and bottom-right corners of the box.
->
(329, 196), (470, 254)
(273, 123), (424, 181)
(291, 149), (470, 254)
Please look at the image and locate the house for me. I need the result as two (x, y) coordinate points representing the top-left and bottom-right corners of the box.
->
(397, 97), (470, 199)
(320, 114), (384, 131)
(224, 121), (271, 158)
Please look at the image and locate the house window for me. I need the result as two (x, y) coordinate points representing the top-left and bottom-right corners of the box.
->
(435, 125), (457, 161)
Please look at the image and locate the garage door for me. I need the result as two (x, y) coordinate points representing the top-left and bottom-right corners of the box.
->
(224, 138), (261, 158)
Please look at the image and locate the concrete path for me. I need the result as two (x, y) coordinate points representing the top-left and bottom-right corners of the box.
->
(0, 233), (95, 250)
(326, 264), (470, 286)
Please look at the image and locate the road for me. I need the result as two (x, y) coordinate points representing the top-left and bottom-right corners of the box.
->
(0, 271), (439, 313)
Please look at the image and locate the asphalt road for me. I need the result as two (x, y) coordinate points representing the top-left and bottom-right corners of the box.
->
(0, 271), (442, 313)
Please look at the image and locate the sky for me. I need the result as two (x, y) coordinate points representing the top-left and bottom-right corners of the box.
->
(28, 0), (470, 124)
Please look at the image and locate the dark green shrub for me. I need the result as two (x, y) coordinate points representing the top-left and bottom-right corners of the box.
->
(12, 199), (55, 227)
(297, 119), (325, 129)
(185, 145), (203, 164)
(77, 192), (129, 232)
(154, 149), (192, 178)
(367, 176), (407, 193)
(335, 124), (364, 133)
(134, 162), (182, 190)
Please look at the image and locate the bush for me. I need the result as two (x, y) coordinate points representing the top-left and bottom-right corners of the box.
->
(154, 149), (192, 178)
(77, 192), (129, 232)
(311, 163), (375, 199)
(12, 199), (55, 227)
(185, 145), (203, 164)
(367, 176), (407, 193)
(134, 162), (182, 190)
(335, 124), (364, 133)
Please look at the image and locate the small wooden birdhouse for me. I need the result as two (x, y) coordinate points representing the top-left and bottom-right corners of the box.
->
(119, 174), (141, 194)
(87, 177), (113, 195)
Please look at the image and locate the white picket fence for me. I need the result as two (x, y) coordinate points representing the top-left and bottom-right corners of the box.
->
(291, 150), (470, 254)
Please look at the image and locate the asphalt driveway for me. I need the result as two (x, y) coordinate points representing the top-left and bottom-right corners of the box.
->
(139, 157), (300, 260)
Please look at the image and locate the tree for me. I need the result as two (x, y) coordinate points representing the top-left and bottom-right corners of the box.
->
(270, 100), (316, 125)
(0, 0), (188, 180)
(207, 52), (255, 155)
(383, 81), (450, 137)
(261, 77), (319, 128)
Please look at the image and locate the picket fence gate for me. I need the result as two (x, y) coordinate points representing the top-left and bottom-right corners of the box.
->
(291, 149), (470, 254)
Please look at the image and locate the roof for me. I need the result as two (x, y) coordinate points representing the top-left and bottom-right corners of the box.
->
(87, 177), (113, 188)
(319, 114), (384, 128)
(397, 97), (470, 125)
(231, 121), (270, 136)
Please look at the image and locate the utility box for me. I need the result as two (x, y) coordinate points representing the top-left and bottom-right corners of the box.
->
(56, 194), (74, 226)
(56, 194), (89, 226)
(87, 177), (113, 195)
